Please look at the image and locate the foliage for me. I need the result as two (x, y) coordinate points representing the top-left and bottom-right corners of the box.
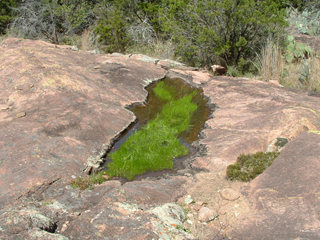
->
(9, 0), (96, 44)
(285, 35), (313, 62)
(94, 7), (130, 53)
(0, 0), (20, 34)
(6, 0), (290, 67)
(10, 0), (66, 43)
(125, 39), (176, 59)
(226, 151), (280, 182)
(56, 0), (97, 34)
(104, 80), (198, 180)
(226, 66), (241, 77)
(161, 0), (288, 67)
(285, 0), (320, 11)
(70, 172), (106, 190)
(253, 39), (283, 81)
(286, 5), (320, 36)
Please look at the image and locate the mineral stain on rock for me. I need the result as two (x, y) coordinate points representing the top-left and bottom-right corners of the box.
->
(104, 78), (211, 180)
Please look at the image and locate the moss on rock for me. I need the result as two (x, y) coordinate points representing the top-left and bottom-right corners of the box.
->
(226, 151), (280, 182)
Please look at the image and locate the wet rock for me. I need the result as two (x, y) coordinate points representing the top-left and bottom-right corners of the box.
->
(220, 188), (240, 201)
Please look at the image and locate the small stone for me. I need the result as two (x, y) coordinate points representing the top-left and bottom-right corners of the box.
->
(94, 65), (101, 69)
(187, 219), (193, 224)
(193, 202), (203, 211)
(102, 175), (110, 180)
(193, 204), (202, 211)
(0, 105), (9, 110)
(60, 221), (70, 232)
(87, 49), (100, 54)
(16, 112), (26, 118)
(72, 46), (79, 51)
(211, 64), (227, 75)
(187, 213), (193, 219)
(220, 188), (240, 201)
(71, 175), (76, 179)
(198, 207), (216, 222)
(269, 80), (283, 88)
(218, 209), (226, 215)
(184, 196), (193, 205)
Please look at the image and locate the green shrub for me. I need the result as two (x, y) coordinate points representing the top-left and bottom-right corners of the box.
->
(162, 0), (288, 67)
(226, 151), (280, 182)
(94, 7), (130, 53)
(0, 0), (19, 35)
(285, 35), (313, 63)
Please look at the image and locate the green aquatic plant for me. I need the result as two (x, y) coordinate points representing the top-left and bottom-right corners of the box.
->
(104, 80), (199, 180)
(226, 151), (280, 182)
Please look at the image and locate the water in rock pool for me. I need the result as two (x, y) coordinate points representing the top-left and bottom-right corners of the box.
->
(103, 78), (211, 181)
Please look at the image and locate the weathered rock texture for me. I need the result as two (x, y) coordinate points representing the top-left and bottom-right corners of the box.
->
(1, 38), (320, 239)
(179, 74), (320, 239)
(230, 132), (320, 239)
(0, 38), (165, 204)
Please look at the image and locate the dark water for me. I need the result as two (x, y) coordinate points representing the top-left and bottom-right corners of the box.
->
(104, 77), (211, 181)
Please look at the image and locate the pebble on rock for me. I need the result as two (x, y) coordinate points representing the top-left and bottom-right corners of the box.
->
(198, 207), (217, 222)
(16, 112), (26, 118)
(220, 188), (240, 201)
(184, 195), (193, 205)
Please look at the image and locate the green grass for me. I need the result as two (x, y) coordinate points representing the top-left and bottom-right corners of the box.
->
(104, 81), (198, 180)
(70, 171), (105, 190)
(226, 151), (280, 182)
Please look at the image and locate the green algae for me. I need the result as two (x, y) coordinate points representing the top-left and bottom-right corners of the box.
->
(104, 78), (209, 180)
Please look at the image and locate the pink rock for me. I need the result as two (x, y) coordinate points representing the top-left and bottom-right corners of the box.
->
(198, 207), (216, 222)
(220, 188), (240, 201)
(102, 175), (110, 180)
(269, 80), (283, 87)
(193, 201), (204, 211)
